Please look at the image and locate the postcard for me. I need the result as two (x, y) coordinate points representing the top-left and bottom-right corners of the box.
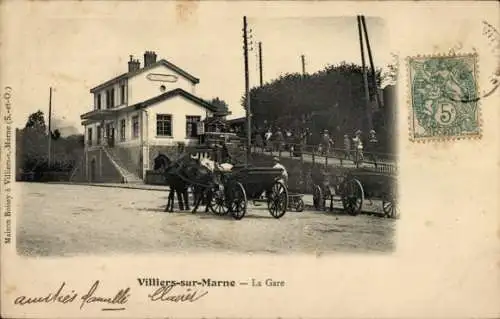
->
(1, 1), (499, 318)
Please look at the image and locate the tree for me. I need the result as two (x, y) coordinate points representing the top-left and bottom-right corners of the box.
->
(381, 53), (399, 87)
(17, 111), (85, 179)
(25, 110), (47, 133)
(209, 97), (229, 114)
(51, 129), (61, 140)
(240, 62), (393, 150)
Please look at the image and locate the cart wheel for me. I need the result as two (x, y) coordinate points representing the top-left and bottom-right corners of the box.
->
(383, 178), (398, 219)
(341, 178), (364, 216)
(296, 198), (305, 212)
(267, 181), (288, 219)
(312, 185), (324, 211)
(208, 187), (229, 216)
(383, 197), (399, 219)
(228, 182), (247, 220)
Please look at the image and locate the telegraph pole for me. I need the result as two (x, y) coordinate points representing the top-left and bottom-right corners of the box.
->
(243, 16), (251, 164)
(258, 41), (263, 87)
(48, 87), (53, 167)
(301, 54), (306, 75)
(361, 15), (382, 111)
(357, 15), (372, 131)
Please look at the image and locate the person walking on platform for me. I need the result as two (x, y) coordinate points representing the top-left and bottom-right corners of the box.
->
(343, 134), (351, 160)
(367, 129), (378, 167)
(320, 129), (334, 156)
(274, 128), (285, 153)
(352, 130), (364, 164)
(264, 128), (273, 151)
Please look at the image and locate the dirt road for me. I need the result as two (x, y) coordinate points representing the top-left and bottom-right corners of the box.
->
(17, 183), (395, 257)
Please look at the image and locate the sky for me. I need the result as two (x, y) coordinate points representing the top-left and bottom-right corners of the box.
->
(2, 1), (393, 135)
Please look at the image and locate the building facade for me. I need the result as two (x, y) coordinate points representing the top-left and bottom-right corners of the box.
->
(77, 51), (221, 183)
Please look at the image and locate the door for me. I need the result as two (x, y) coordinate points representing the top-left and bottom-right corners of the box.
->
(106, 124), (115, 147)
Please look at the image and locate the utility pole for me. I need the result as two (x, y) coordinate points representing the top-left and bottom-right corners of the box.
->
(301, 54), (306, 76)
(361, 15), (382, 112)
(243, 16), (251, 165)
(258, 41), (263, 87)
(357, 15), (372, 131)
(48, 87), (53, 167)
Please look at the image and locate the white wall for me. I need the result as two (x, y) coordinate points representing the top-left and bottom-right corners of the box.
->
(114, 111), (142, 147)
(93, 80), (128, 110)
(127, 64), (196, 106)
(146, 95), (212, 146)
(85, 94), (210, 148)
(90, 62), (197, 112)
(83, 122), (101, 148)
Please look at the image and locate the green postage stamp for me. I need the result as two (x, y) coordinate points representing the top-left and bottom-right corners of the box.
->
(407, 54), (481, 141)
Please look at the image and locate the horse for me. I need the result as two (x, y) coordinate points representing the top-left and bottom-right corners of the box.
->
(153, 154), (190, 212)
(177, 156), (222, 214)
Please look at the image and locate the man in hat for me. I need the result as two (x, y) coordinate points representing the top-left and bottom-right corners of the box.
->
(367, 129), (378, 167)
(274, 127), (285, 153)
(272, 157), (288, 185)
(320, 129), (334, 156)
(352, 130), (364, 163)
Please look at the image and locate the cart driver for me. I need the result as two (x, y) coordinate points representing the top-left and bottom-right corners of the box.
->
(273, 157), (288, 185)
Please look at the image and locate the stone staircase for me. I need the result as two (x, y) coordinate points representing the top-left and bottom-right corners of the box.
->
(102, 146), (143, 184)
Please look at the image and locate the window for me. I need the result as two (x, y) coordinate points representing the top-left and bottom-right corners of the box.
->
(186, 116), (201, 138)
(156, 114), (172, 137)
(96, 94), (101, 110)
(87, 128), (93, 146)
(120, 119), (126, 141)
(110, 88), (115, 108)
(105, 91), (110, 109)
(132, 116), (140, 139)
(120, 84), (126, 105)
(105, 89), (115, 108)
(96, 126), (102, 144)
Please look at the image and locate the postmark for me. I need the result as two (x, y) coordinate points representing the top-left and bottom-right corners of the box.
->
(480, 20), (500, 99)
(407, 53), (481, 141)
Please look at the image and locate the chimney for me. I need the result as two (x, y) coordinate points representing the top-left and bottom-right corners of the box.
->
(144, 51), (157, 68)
(128, 55), (140, 72)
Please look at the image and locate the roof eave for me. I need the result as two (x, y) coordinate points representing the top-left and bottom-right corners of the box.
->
(90, 73), (128, 93)
(80, 109), (115, 120)
(128, 88), (217, 113)
(158, 59), (199, 84)
(89, 58), (200, 93)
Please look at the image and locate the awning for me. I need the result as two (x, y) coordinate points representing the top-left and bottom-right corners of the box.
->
(80, 109), (120, 125)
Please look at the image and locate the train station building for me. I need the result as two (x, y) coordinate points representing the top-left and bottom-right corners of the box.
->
(73, 51), (228, 183)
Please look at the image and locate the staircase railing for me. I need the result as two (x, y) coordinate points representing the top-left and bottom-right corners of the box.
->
(101, 146), (142, 183)
(69, 155), (85, 182)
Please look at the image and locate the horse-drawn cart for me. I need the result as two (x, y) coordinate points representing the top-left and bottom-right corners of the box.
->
(312, 166), (398, 218)
(154, 143), (291, 220)
(209, 166), (289, 220)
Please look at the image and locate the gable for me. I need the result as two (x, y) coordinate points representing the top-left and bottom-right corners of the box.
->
(155, 59), (199, 84)
(149, 95), (211, 116)
(90, 58), (199, 93)
(129, 88), (218, 113)
(142, 63), (196, 85)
